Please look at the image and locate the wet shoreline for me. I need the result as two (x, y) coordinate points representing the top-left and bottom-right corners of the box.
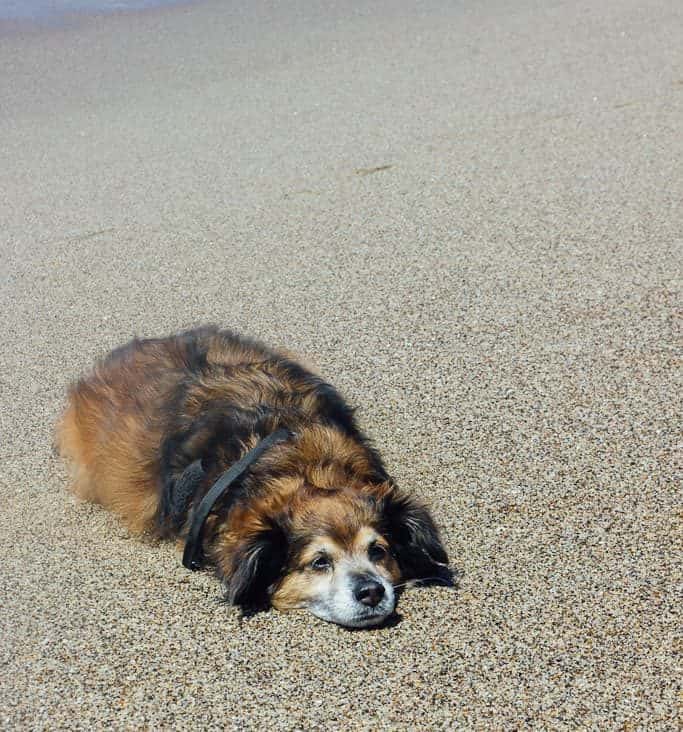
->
(0, 0), (191, 25)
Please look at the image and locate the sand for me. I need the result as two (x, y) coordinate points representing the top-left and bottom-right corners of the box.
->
(0, 0), (681, 728)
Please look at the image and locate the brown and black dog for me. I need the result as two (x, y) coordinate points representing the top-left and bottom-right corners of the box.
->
(57, 326), (450, 627)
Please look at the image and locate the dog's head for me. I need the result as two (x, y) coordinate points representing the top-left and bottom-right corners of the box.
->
(213, 482), (449, 628)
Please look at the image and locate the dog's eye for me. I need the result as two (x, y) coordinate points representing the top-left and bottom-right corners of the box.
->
(368, 543), (387, 562)
(310, 555), (332, 571)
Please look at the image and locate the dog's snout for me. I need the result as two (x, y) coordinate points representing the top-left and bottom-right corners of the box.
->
(354, 578), (385, 607)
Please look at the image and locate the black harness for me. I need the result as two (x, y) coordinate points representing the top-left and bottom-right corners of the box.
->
(182, 427), (292, 571)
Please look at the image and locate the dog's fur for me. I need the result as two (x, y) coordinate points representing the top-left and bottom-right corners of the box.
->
(56, 326), (449, 625)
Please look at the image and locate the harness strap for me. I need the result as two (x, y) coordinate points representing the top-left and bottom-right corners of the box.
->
(182, 427), (292, 571)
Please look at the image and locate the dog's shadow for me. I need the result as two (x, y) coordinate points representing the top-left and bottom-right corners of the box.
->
(395, 564), (461, 596)
(337, 611), (404, 632)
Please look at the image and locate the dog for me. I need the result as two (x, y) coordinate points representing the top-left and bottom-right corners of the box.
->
(56, 326), (450, 627)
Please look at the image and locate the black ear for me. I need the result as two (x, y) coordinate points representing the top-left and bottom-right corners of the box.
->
(380, 490), (451, 583)
(225, 521), (289, 611)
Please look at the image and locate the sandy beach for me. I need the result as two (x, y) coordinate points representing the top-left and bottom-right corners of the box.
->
(1, 0), (681, 727)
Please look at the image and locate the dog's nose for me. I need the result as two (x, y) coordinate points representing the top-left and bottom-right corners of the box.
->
(354, 579), (385, 607)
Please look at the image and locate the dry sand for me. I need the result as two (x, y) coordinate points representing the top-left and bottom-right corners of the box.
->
(1, 0), (681, 728)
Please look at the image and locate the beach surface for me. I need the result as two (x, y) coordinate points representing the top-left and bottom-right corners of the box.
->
(1, 0), (681, 728)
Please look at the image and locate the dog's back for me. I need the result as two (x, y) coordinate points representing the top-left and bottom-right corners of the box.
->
(56, 327), (381, 535)
(57, 328), (277, 530)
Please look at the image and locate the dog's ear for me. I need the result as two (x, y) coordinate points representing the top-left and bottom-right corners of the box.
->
(377, 487), (450, 583)
(225, 518), (289, 611)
